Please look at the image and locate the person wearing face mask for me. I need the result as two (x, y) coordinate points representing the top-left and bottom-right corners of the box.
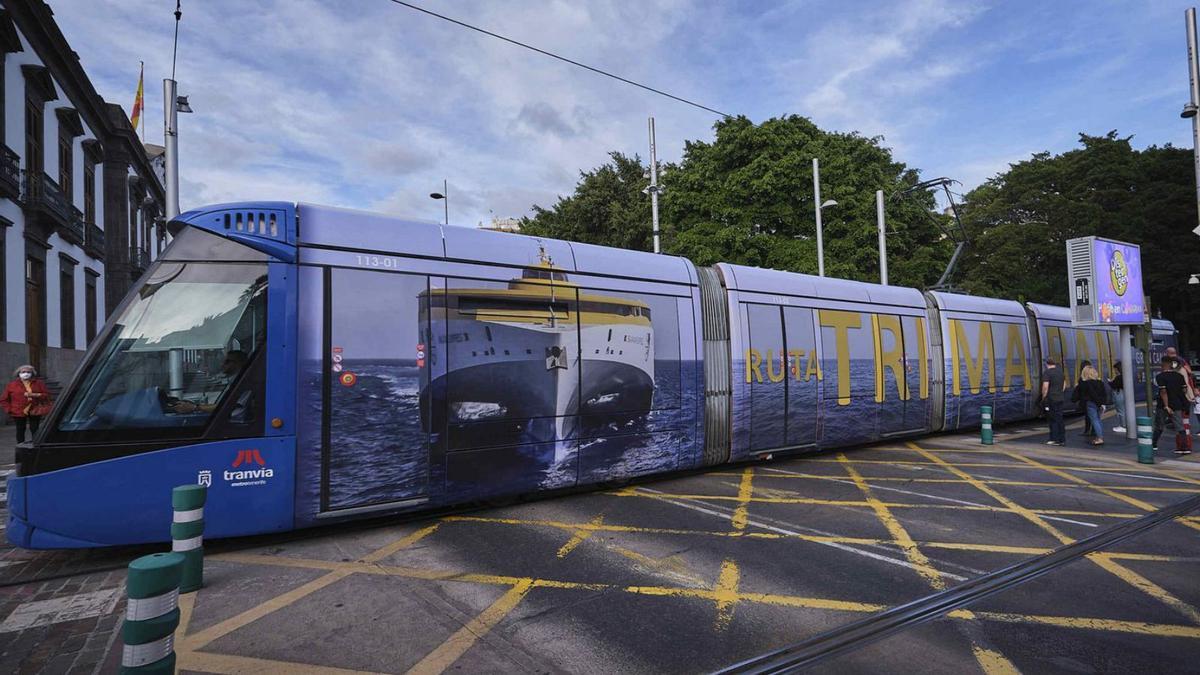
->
(0, 365), (52, 443)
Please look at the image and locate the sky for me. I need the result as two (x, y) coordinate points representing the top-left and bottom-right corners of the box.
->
(51, 0), (1196, 227)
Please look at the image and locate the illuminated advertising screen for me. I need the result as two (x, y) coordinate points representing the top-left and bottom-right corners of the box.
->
(1093, 238), (1144, 324)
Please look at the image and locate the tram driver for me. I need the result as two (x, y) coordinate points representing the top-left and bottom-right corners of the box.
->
(167, 350), (251, 417)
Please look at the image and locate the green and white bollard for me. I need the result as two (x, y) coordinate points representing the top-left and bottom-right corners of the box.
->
(121, 552), (183, 674)
(1136, 416), (1154, 465)
(171, 484), (207, 593)
(980, 405), (993, 445)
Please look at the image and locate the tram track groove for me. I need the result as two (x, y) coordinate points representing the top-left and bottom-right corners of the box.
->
(716, 493), (1200, 673)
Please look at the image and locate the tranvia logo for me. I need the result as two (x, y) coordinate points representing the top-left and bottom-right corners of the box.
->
(225, 449), (273, 487)
(197, 470), (212, 487)
(1109, 249), (1129, 297)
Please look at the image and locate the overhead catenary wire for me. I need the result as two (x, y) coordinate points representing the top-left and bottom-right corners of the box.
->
(385, 0), (731, 118)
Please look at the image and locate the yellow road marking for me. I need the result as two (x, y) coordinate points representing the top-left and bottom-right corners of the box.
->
(203, 549), (1200, 641)
(1005, 452), (1200, 535)
(713, 560), (741, 630)
(557, 514), (605, 558)
(909, 441), (1200, 626)
(607, 487), (1142, 519)
(406, 579), (534, 675)
(177, 590), (196, 641)
(972, 645), (1021, 675)
(730, 467), (755, 532)
(361, 524), (440, 564)
(180, 568), (355, 652)
(440, 513), (1200, 562)
(755, 470), (1200, 493)
(184, 525), (443, 652)
(969, 610), (1200, 638)
(838, 452), (946, 590)
(180, 651), (383, 674)
(1086, 552), (1200, 625)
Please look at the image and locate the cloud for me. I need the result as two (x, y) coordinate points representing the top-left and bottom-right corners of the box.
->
(48, 0), (1192, 228)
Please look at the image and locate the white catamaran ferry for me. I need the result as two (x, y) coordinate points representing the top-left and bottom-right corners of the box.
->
(426, 252), (655, 459)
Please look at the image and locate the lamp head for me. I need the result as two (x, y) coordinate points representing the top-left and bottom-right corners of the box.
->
(821, 199), (838, 209)
(1190, 274), (1199, 285)
(1183, 102), (1198, 119)
(175, 96), (193, 113)
(430, 192), (445, 200)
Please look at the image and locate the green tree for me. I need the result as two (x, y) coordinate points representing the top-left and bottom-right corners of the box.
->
(524, 116), (954, 288)
(521, 152), (654, 252)
(958, 132), (1200, 349)
(663, 115), (952, 288)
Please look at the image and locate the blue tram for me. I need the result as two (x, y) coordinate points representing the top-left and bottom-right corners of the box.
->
(6, 203), (1177, 548)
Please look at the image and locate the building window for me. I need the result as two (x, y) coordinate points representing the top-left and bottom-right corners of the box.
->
(25, 252), (45, 370)
(59, 255), (76, 350)
(58, 130), (73, 204)
(84, 270), (97, 345)
(25, 99), (43, 176)
(83, 162), (95, 223)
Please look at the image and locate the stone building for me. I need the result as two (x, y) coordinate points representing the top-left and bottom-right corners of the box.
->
(0, 0), (165, 384)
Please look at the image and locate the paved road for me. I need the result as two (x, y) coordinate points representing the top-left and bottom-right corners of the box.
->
(0, 417), (1198, 673)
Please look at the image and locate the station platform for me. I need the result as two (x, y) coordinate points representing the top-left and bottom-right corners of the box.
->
(1, 417), (1199, 673)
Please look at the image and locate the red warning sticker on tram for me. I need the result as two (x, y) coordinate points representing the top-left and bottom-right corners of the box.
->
(339, 372), (357, 387)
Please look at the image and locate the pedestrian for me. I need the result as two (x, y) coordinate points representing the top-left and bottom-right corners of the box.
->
(1077, 364), (1106, 446)
(1074, 360), (1094, 437)
(1165, 347), (1198, 440)
(0, 365), (53, 443)
(1109, 361), (1126, 434)
(1040, 357), (1066, 446)
(1152, 356), (1190, 455)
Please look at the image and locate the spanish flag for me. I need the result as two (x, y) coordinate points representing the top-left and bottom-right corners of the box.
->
(130, 62), (144, 134)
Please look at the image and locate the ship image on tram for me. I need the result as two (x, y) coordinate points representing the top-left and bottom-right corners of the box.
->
(6, 202), (1177, 548)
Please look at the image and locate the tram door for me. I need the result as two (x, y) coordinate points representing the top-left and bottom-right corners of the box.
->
(321, 268), (431, 511)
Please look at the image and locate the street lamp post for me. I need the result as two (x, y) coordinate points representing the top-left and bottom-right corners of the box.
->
(1184, 8), (1200, 230)
(429, 179), (448, 225)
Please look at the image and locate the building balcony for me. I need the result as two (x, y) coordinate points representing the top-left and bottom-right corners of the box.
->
(85, 222), (105, 259)
(0, 146), (19, 201)
(22, 171), (72, 230)
(56, 206), (85, 247)
(130, 246), (149, 271)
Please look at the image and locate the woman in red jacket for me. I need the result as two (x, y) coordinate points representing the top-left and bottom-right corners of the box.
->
(1, 364), (52, 443)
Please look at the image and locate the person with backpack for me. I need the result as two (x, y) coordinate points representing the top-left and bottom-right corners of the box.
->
(1077, 364), (1107, 446)
(1109, 361), (1126, 434)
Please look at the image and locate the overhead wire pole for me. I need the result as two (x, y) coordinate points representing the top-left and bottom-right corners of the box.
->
(164, 0), (184, 219)
(813, 158), (825, 277)
(876, 190), (887, 285)
(647, 117), (661, 254)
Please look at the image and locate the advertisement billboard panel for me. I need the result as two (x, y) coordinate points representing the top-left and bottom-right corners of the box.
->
(1066, 237), (1145, 326)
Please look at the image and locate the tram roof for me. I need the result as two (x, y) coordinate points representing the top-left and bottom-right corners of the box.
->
(171, 202), (696, 286)
(717, 263), (926, 308)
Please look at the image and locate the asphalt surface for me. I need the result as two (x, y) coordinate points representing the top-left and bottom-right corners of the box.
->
(1, 417), (1199, 673)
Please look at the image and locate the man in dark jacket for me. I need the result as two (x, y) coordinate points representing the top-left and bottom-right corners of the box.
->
(1153, 356), (1190, 455)
(1041, 357), (1066, 446)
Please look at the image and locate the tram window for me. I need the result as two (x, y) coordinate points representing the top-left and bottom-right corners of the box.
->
(51, 262), (268, 441)
(747, 304), (786, 451)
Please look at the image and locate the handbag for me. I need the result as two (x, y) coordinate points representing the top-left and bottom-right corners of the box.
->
(28, 399), (53, 418)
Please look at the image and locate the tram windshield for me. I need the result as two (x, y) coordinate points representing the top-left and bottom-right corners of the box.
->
(54, 261), (268, 439)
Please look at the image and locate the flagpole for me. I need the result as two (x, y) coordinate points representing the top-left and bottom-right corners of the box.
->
(139, 61), (144, 142)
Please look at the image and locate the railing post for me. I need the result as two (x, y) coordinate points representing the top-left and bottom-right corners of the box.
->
(171, 484), (207, 593)
(980, 405), (993, 445)
(121, 552), (183, 674)
(1136, 416), (1154, 464)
